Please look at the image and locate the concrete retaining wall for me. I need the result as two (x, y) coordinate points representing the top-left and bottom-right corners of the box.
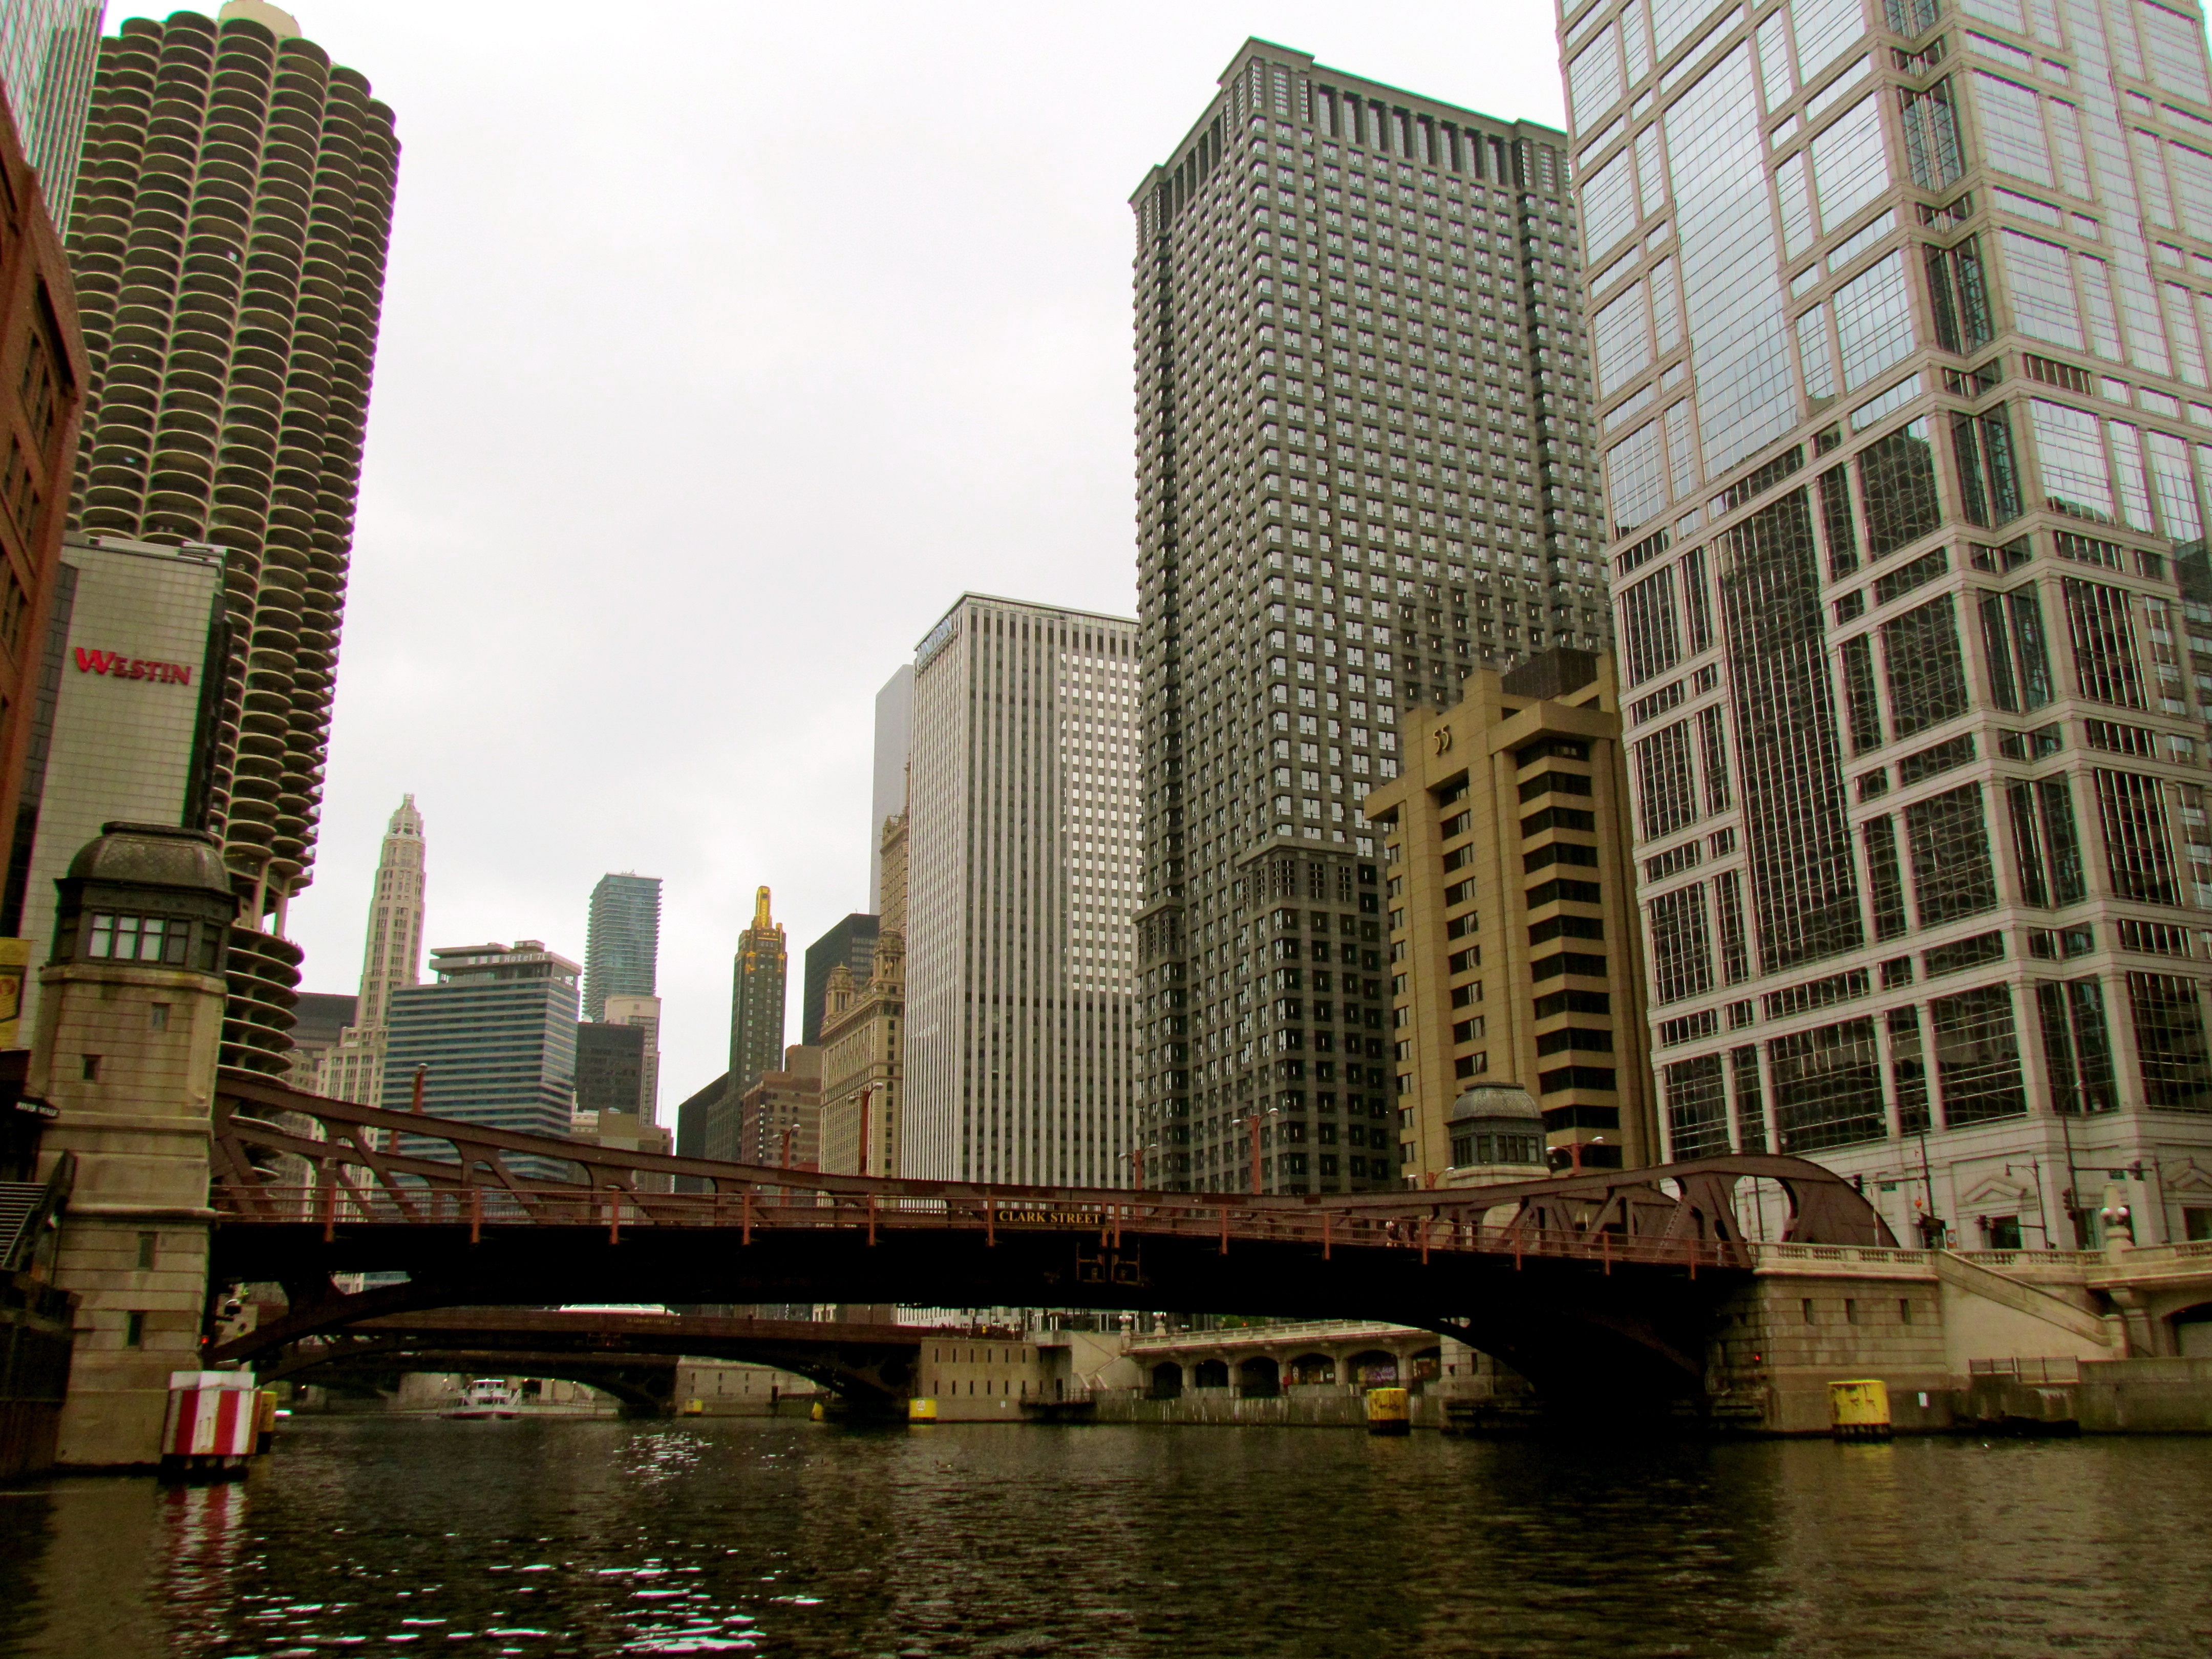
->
(1089, 1388), (1445, 1429)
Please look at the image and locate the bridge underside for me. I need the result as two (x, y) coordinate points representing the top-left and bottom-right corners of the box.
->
(214, 1222), (1741, 1403)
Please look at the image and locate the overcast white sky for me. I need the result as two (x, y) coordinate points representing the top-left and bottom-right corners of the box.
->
(111, 1), (1570, 1112)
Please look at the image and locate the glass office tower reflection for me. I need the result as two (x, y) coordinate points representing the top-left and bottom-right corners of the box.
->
(0, 0), (101, 223)
(1561, 0), (2212, 1247)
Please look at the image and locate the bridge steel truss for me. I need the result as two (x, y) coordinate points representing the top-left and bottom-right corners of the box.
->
(206, 1072), (1897, 1404)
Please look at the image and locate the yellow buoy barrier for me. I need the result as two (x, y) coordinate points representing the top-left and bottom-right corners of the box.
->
(680, 1399), (704, 1416)
(1828, 1378), (1892, 1441)
(1365, 1386), (1412, 1436)
(908, 1397), (939, 1423)
(810, 1401), (825, 1422)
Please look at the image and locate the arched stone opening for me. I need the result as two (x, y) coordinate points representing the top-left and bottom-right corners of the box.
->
(1411, 1346), (1442, 1384)
(1149, 1362), (1185, 1399)
(1237, 1355), (1281, 1398)
(1193, 1358), (1230, 1390)
(2173, 1301), (2212, 1358)
(1287, 1352), (1336, 1386)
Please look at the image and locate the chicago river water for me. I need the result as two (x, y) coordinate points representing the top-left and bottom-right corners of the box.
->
(3, 1418), (2210, 1657)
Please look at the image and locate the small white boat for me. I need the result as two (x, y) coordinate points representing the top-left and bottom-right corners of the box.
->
(441, 1378), (520, 1420)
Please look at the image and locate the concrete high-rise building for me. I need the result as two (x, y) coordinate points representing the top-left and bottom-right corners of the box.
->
(385, 941), (579, 1179)
(1558, 0), (2212, 1244)
(320, 794), (423, 1106)
(9, 537), (223, 1040)
(1366, 650), (1656, 1185)
(282, 988), (351, 1092)
(582, 872), (658, 1022)
(1131, 42), (1601, 1194)
(353, 793), (423, 1030)
(573, 1019), (644, 1119)
(820, 812), (909, 1178)
(63, 2), (399, 1076)
(728, 886), (786, 1095)
(801, 912), (877, 1047)
(870, 664), (912, 911)
(0, 1), (102, 225)
(904, 594), (1139, 1186)
(707, 1043), (820, 1170)
(601, 990), (661, 1122)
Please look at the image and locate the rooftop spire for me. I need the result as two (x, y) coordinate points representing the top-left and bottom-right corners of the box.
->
(753, 886), (774, 931)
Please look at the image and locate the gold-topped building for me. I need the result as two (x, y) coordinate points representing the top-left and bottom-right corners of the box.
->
(1364, 649), (1656, 1182)
(728, 886), (786, 1096)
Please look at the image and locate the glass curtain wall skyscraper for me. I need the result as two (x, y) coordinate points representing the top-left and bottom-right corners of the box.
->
(1561, 0), (2212, 1243)
(1132, 40), (1604, 1194)
(582, 872), (659, 1022)
(903, 595), (1140, 1187)
(0, 0), (103, 225)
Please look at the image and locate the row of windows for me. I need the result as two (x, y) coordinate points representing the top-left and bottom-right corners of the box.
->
(1665, 968), (2212, 1159)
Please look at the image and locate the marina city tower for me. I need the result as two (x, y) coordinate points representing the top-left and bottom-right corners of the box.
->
(62, 2), (397, 1073)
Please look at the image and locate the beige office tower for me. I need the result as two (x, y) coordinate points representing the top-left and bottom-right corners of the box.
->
(321, 794), (422, 1105)
(1560, 0), (2212, 1244)
(904, 596), (1140, 1185)
(62, 2), (398, 1076)
(1132, 41), (1603, 1194)
(820, 811), (908, 1177)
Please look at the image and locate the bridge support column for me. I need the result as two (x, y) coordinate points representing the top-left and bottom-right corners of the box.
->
(31, 826), (235, 1469)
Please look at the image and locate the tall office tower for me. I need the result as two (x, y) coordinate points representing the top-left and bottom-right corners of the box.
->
(0, 0), (102, 225)
(63, 2), (399, 1075)
(1131, 41), (1601, 1195)
(601, 991), (661, 1121)
(870, 665), (912, 910)
(801, 912), (878, 1046)
(728, 885), (786, 1095)
(1559, 0), (2212, 1245)
(572, 1019), (645, 1119)
(321, 794), (423, 1104)
(904, 594), (1139, 1186)
(1366, 650), (1657, 1184)
(582, 872), (658, 1021)
(385, 940), (579, 1180)
(9, 537), (222, 1041)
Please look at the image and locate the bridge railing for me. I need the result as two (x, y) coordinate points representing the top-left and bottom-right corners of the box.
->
(211, 1182), (1739, 1272)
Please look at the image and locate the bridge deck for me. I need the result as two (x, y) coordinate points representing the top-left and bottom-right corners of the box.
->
(214, 1184), (1739, 1273)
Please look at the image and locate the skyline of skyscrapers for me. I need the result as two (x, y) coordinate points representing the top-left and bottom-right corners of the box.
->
(61, 0), (399, 1076)
(1131, 40), (1602, 1194)
(903, 593), (1140, 1187)
(1564, 0), (2212, 1243)
(583, 871), (660, 1021)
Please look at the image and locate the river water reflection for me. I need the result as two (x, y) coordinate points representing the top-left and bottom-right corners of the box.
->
(3, 1417), (2210, 1657)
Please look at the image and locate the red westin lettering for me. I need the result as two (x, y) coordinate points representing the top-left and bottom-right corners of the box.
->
(72, 649), (190, 684)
